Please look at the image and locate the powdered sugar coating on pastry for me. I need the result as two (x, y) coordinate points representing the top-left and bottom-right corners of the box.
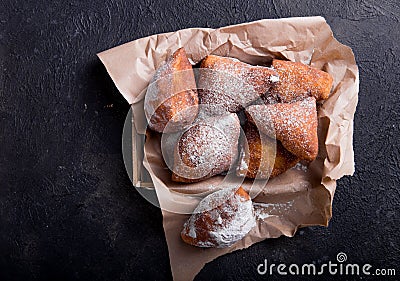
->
(181, 186), (256, 248)
(171, 113), (240, 183)
(197, 55), (279, 113)
(268, 59), (333, 103)
(144, 48), (198, 133)
(246, 97), (318, 161)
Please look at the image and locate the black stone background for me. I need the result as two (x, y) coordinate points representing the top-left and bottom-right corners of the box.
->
(1, 0), (399, 280)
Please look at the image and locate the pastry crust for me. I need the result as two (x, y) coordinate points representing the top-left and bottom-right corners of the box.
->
(237, 122), (299, 179)
(144, 48), (198, 133)
(171, 113), (240, 183)
(198, 55), (279, 113)
(266, 59), (333, 103)
(246, 97), (318, 161)
(181, 186), (255, 248)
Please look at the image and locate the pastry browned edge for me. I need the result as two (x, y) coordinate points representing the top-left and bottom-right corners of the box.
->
(266, 59), (334, 103)
(181, 186), (255, 248)
(144, 48), (198, 133)
(237, 122), (299, 179)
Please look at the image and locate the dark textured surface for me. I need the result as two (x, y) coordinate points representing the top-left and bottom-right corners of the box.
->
(1, 0), (399, 280)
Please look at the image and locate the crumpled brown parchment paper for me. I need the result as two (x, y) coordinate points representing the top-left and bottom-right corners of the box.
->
(98, 16), (359, 281)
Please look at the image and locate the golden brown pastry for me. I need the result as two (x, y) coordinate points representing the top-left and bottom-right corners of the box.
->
(171, 113), (240, 183)
(237, 122), (299, 179)
(144, 48), (198, 133)
(246, 97), (318, 161)
(181, 186), (255, 248)
(266, 59), (333, 103)
(197, 55), (279, 113)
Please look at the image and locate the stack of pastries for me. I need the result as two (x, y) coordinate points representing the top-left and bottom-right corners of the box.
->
(144, 47), (333, 248)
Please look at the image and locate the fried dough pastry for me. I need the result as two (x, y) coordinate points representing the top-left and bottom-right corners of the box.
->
(144, 48), (198, 133)
(171, 113), (240, 183)
(266, 59), (333, 103)
(181, 186), (255, 248)
(246, 97), (318, 161)
(237, 122), (299, 179)
(198, 55), (279, 113)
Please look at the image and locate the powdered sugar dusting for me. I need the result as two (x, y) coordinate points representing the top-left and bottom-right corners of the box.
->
(246, 97), (318, 161)
(182, 187), (256, 248)
(270, 75), (280, 83)
(254, 211), (275, 220)
(253, 200), (294, 220)
(144, 48), (198, 133)
(188, 226), (197, 238)
(236, 148), (248, 177)
(197, 56), (279, 113)
(172, 113), (240, 182)
(270, 59), (333, 102)
(293, 162), (309, 172)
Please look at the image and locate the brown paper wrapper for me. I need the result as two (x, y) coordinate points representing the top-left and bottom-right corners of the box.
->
(98, 16), (359, 281)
